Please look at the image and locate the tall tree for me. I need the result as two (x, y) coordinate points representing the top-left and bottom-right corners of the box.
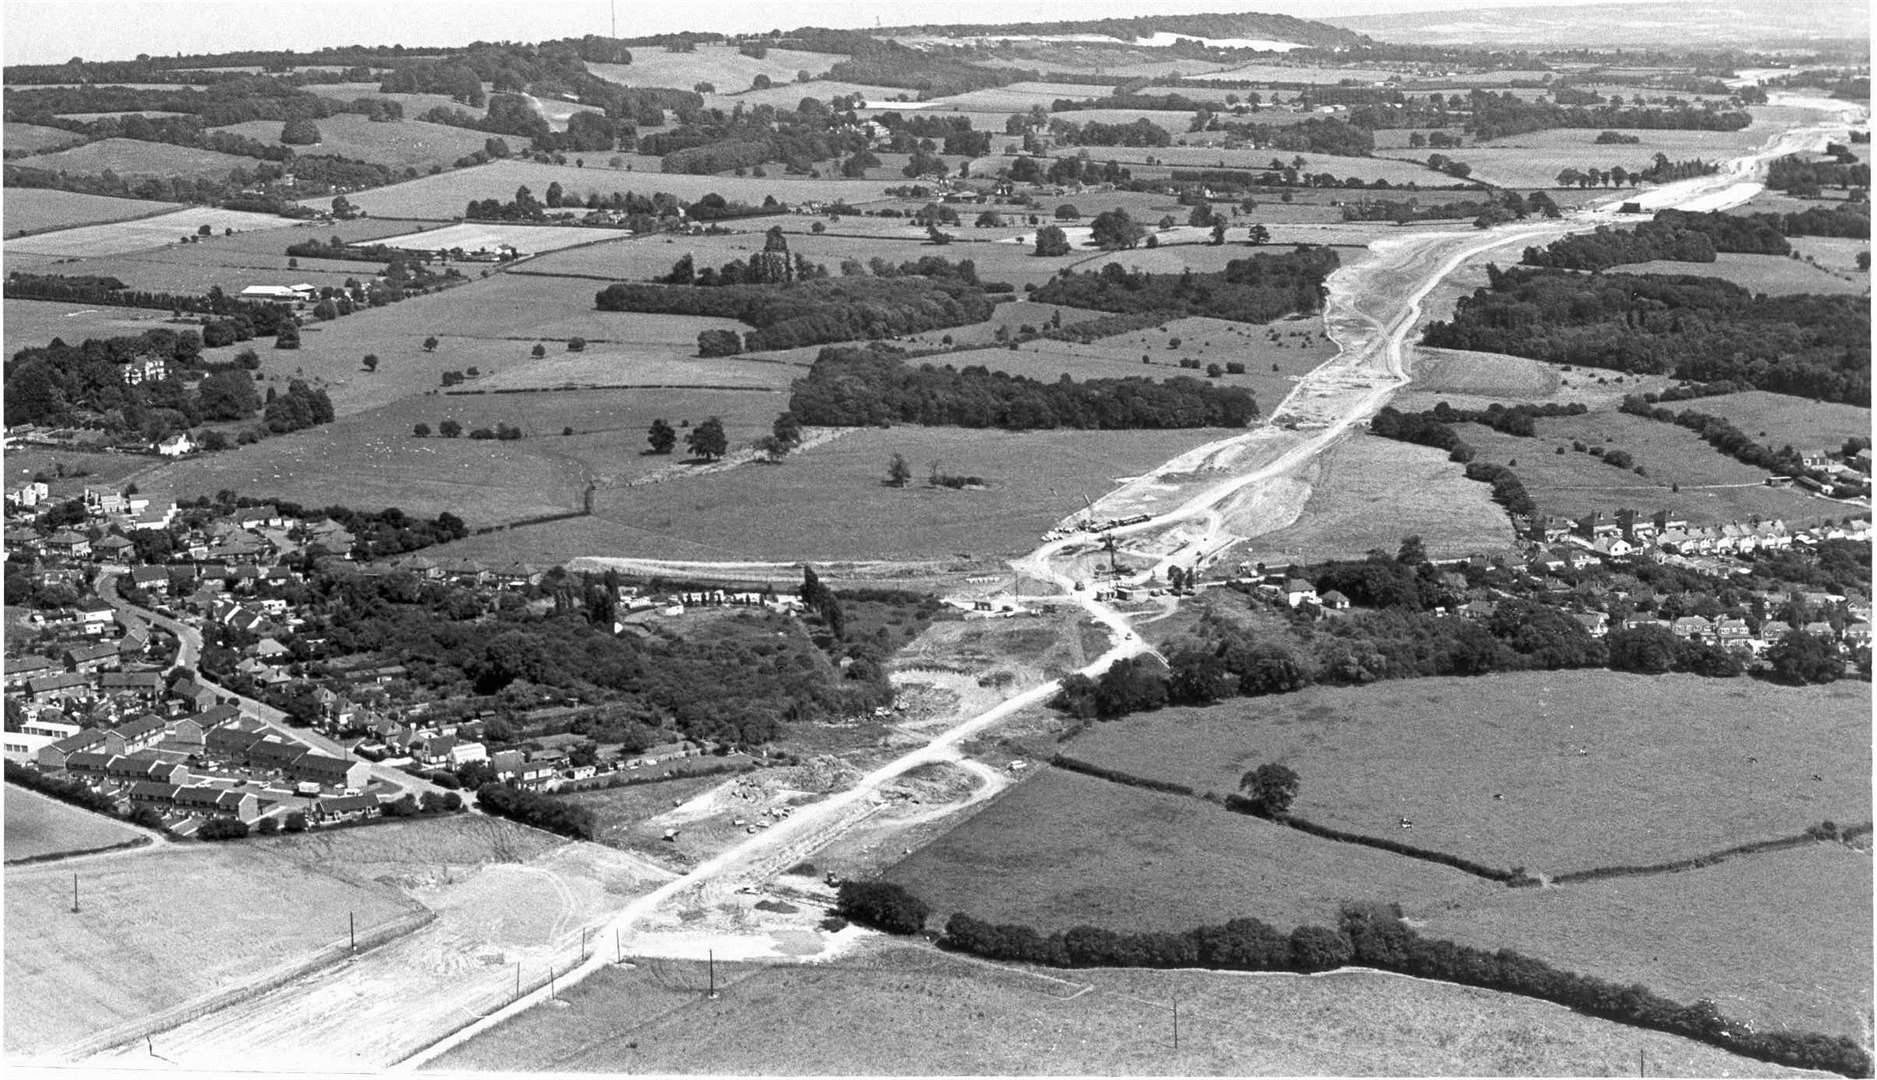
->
(646, 418), (676, 454)
(686, 416), (727, 460)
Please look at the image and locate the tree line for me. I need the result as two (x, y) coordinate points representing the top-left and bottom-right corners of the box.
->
(913, 900), (1867, 1077)
(787, 345), (1258, 431)
(1423, 267), (1870, 406)
(1031, 246), (1339, 324)
(595, 275), (994, 353)
(1522, 209), (1791, 271)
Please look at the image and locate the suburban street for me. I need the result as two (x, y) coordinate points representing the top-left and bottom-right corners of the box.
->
(96, 572), (462, 808)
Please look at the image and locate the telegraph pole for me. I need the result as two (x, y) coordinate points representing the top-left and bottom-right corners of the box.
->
(707, 950), (718, 999)
(71, 873), (79, 914)
(1171, 996), (1179, 1051)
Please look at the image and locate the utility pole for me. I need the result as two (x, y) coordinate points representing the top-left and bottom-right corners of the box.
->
(615, 928), (621, 964)
(71, 873), (79, 914)
(582, 927), (589, 959)
(516, 962), (521, 1000)
(349, 911), (356, 953)
(707, 950), (718, 999)
(1172, 996), (1179, 1051)
(610, 0), (617, 39)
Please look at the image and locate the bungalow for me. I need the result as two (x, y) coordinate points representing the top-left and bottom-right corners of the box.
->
(111, 714), (169, 752)
(130, 565), (173, 593)
(1283, 579), (1318, 608)
(1460, 599), (1498, 621)
(1590, 536), (1633, 558)
(94, 534), (135, 561)
(5, 654), (59, 688)
(1670, 615), (1714, 641)
(170, 678), (221, 712)
(489, 748), (525, 779)
(1845, 622), (1873, 647)
(205, 724), (265, 760)
(288, 751), (370, 792)
(44, 530), (92, 558)
(312, 793), (380, 823)
(518, 762), (558, 789)
(105, 753), (188, 785)
(27, 671), (92, 703)
(156, 432), (195, 458)
(64, 641), (122, 673)
(173, 784), (260, 822)
(1318, 589), (1352, 611)
(245, 737), (310, 772)
(1573, 611), (1610, 638)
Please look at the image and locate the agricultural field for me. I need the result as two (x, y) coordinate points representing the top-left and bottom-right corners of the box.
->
(136, 382), (790, 525)
(888, 767), (1497, 932)
(3, 121), (87, 154)
(7, 138), (253, 181)
(2, 299), (198, 351)
(13, 242), (365, 297)
(935, 82), (1123, 111)
(1240, 432), (1514, 562)
(2, 786), (150, 862)
(4, 206), (303, 258)
(429, 941), (1810, 1077)
(1405, 346), (1560, 398)
(1786, 234), (1871, 278)
(1064, 671), (1872, 873)
(418, 424), (1231, 565)
(1186, 61), (1408, 84)
(307, 159), (898, 219)
(579, 425), (1238, 562)
(300, 81), (489, 118)
(586, 47), (842, 92)
(2, 188), (180, 238)
(3, 446), (158, 501)
(211, 115), (521, 172)
(1404, 121), (1803, 191)
(1425, 844), (1872, 1042)
(1610, 252), (1870, 295)
(375, 222), (626, 255)
(1678, 391), (1872, 452)
(1453, 415), (1831, 527)
(4, 841), (422, 1058)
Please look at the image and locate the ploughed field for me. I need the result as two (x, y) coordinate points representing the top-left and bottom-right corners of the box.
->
(425, 942), (1815, 1077)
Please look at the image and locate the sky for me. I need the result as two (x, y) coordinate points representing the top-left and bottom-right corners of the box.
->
(1, 0), (1693, 66)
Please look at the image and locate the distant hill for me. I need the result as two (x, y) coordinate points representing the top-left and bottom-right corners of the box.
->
(1324, 0), (1868, 49)
(876, 12), (1369, 51)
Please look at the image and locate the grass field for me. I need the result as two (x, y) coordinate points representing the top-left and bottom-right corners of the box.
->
(1678, 391), (1872, 452)
(2, 188), (179, 238)
(581, 425), (1235, 562)
(3, 298), (196, 349)
(1611, 253), (1870, 295)
(1425, 844), (1873, 1041)
(9, 138), (253, 181)
(1454, 415), (1831, 527)
(586, 47), (842, 93)
(1064, 671), (1872, 873)
(300, 82), (489, 119)
(1243, 431), (1515, 562)
(135, 383), (789, 524)
(428, 941), (1810, 1077)
(1411, 122), (1797, 191)
(3, 786), (148, 862)
(211, 115), (519, 172)
(3, 446), (156, 501)
(377, 222), (625, 255)
(889, 767), (1494, 933)
(309, 160), (898, 219)
(3, 121), (87, 154)
(1787, 234), (1872, 278)
(4, 206), (303, 258)
(4, 842), (420, 1057)
(1407, 346), (1560, 397)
